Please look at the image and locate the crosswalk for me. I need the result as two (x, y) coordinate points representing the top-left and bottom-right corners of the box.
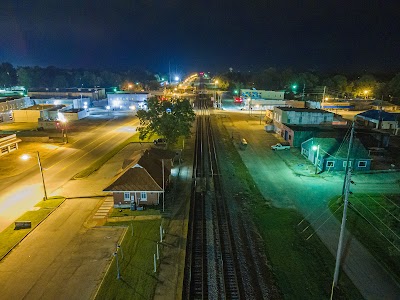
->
(93, 197), (114, 219)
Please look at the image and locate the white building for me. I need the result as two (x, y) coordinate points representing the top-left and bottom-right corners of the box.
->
(107, 92), (150, 110)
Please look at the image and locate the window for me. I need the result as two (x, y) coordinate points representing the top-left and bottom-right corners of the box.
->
(358, 161), (367, 167)
(343, 161), (353, 168)
(141, 192), (147, 201)
(124, 192), (130, 201)
(326, 161), (335, 167)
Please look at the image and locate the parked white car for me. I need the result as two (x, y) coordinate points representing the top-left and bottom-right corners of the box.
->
(271, 143), (290, 150)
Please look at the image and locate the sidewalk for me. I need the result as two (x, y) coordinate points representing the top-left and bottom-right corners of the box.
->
(153, 137), (194, 300)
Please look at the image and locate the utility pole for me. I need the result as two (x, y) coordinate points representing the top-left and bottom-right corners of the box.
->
(331, 167), (353, 298)
(341, 121), (355, 195)
(168, 61), (171, 84)
(302, 83), (305, 101)
(322, 86), (326, 102)
(162, 159), (165, 212)
(37, 151), (48, 200)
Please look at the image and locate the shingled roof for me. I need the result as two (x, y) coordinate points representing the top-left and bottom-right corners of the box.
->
(311, 137), (370, 160)
(103, 149), (172, 193)
(103, 164), (163, 192)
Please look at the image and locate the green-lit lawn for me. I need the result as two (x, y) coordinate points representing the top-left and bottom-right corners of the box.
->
(0, 197), (64, 259)
(329, 194), (400, 283)
(95, 219), (162, 300)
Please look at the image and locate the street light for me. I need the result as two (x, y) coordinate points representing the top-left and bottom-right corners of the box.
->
(61, 120), (68, 144)
(312, 145), (320, 174)
(21, 152), (48, 200)
(363, 90), (369, 99)
(106, 105), (111, 116)
(214, 80), (219, 108)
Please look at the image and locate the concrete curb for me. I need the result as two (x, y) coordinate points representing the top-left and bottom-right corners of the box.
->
(0, 197), (66, 262)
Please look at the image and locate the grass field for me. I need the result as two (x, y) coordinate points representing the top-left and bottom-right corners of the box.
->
(0, 197), (65, 260)
(329, 194), (400, 283)
(94, 219), (162, 300)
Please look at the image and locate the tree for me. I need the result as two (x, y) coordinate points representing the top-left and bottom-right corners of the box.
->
(0, 62), (17, 87)
(136, 97), (195, 147)
(353, 74), (378, 98)
(386, 73), (400, 98)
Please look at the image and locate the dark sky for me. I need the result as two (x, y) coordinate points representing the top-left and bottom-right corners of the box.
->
(1, 0), (399, 74)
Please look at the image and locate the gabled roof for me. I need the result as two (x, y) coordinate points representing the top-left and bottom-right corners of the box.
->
(307, 137), (370, 160)
(357, 110), (400, 122)
(104, 148), (172, 193)
(103, 164), (163, 192)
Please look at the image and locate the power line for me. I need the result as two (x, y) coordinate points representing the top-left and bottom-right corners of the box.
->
(365, 194), (400, 223)
(381, 194), (400, 210)
(351, 195), (400, 242)
(297, 196), (342, 226)
(349, 202), (400, 254)
(306, 204), (344, 241)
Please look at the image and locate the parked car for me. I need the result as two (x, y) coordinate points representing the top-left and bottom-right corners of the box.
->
(271, 143), (290, 150)
(153, 138), (166, 145)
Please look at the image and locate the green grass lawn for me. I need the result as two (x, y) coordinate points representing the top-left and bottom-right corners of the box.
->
(95, 219), (162, 300)
(0, 197), (64, 259)
(329, 194), (400, 283)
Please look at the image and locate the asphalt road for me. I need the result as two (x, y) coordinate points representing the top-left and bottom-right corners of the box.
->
(0, 197), (124, 299)
(216, 103), (400, 299)
(0, 109), (140, 231)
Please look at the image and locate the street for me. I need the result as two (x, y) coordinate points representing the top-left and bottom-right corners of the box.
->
(0, 110), (140, 231)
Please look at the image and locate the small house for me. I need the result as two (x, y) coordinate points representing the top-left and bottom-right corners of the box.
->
(301, 137), (371, 172)
(103, 149), (172, 209)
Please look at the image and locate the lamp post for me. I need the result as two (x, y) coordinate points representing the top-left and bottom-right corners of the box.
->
(312, 145), (320, 174)
(214, 80), (218, 108)
(21, 152), (48, 200)
(61, 120), (68, 144)
(114, 251), (121, 280)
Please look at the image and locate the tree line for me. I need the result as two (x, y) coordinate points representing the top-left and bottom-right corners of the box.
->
(215, 68), (400, 101)
(0, 62), (160, 91)
(1, 62), (399, 102)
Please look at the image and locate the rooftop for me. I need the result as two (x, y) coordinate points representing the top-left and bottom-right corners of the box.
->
(276, 107), (332, 113)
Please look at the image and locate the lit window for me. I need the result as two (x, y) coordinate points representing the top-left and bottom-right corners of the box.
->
(358, 161), (367, 167)
(124, 192), (130, 201)
(326, 161), (335, 167)
(343, 161), (353, 168)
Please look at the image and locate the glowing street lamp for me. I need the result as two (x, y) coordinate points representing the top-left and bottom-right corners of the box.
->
(363, 90), (369, 99)
(312, 144), (320, 174)
(214, 80), (219, 108)
(21, 152), (48, 200)
(61, 120), (68, 143)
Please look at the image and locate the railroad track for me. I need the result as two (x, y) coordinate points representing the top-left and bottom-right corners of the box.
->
(183, 96), (241, 299)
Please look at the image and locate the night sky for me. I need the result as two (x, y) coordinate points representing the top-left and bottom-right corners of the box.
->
(1, 0), (399, 74)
